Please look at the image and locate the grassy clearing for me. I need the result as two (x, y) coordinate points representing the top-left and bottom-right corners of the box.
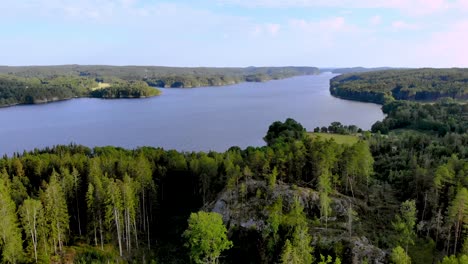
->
(91, 82), (111, 91)
(308, 132), (360, 145)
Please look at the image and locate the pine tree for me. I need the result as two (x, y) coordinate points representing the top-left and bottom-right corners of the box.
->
(86, 158), (106, 249)
(279, 226), (314, 264)
(121, 174), (138, 251)
(106, 177), (124, 256)
(133, 154), (154, 248)
(0, 178), (24, 263)
(318, 170), (332, 229)
(43, 171), (70, 254)
(280, 239), (299, 264)
(264, 197), (283, 253)
(448, 188), (468, 254)
(393, 200), (417, 260)
(390, 246), (411, 264)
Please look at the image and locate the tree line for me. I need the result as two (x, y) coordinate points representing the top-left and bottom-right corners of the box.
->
(0, 75), (160, 107)
(0, 118), (376, 263)
(330, 68), (468, 104)
(371, 99), (468, 135)
(0, 115), (467, 262)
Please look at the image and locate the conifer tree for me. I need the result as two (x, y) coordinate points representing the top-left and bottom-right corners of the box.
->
(0, 178), (24, 263)
(106, 178), (124, 256)
(86, 158), (106, 249)
(43, 171), (69, 254)
(448, 188), (468, 254)
(393, 200), (417, 259)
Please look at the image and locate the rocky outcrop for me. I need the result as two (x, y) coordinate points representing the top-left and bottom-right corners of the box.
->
(206, 180), (387, 264)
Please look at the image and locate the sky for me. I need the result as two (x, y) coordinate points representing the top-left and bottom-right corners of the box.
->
(1, 0), (468, 67)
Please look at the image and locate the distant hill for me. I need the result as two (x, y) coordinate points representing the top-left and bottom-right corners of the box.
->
(0, 65), (320, 88)
(0, 65), (319, 107)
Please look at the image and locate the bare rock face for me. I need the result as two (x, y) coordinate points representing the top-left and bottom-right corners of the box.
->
(346, 237), (386, 264)
(207, 180), (386, 264)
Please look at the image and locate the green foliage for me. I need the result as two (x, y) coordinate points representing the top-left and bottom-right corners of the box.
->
(279, 225), (314, 264)
(183, 211), (233, 264)
(0, 177), (24, 263)
(391, 246), (412, 264)
(371, 100), (468, 135)
(43, 171), (70, 254)
(264, 118), (306, 146)
(280, 239), (299, 264)
(317, 254), (342, 264)
(330, 69), (468, 104)
(448, 188), (468, 254)
(0, 66), (319, 107)
(267, 167), (278, 191)
(19, 198), (45, 263)
(90, 80), (160, 98)
(264, 197), (283, 252)
(0, 116), (465, 263)
(439, 255), (468, 264)
(318, 169), (332, 228)
(309, 132), (359, 145)
(393, 200), (417, 252)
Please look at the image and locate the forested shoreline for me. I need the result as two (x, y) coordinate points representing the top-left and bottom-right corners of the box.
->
(0, 65), (319, 107)
(0, 75), (160, 107)
(330, 69), (468, 104)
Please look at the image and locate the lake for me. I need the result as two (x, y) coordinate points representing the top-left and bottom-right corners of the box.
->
(0, 73), (384, 155)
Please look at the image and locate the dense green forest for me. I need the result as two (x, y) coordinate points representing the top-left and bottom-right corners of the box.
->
(1, 66), (467, 263)
(0, 114), (467, 263)
(330, 69), (468, 104)
(371, 99), (468, 135)
(0, 74), (160, 107)
(0, 65), (318, 107)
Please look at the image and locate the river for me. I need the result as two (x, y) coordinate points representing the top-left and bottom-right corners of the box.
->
(0, 73), (384, 155)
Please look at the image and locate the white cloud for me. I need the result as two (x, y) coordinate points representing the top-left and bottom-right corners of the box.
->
(220, 0), (454, 15)
(455, 0), (468, 10)
(250, 23), (281, 36)
(369, 15), (382, 26)
(391, 20), (420, 30)
(289, 17), (359, 33)
(418, 20), (468, 66)
(266, 23), (281, 36)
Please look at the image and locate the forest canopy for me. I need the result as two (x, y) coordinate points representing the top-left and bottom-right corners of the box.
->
(0, 74), (160, 107)
(330, 68), (468, 104)
(0, 113), (466, 263)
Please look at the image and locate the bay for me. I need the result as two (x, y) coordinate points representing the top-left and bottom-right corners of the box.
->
(0, 73), (384, 155)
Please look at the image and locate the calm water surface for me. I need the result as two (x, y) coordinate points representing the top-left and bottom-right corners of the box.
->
(0, 73), (384, 155)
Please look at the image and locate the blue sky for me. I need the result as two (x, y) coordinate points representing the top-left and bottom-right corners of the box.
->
(2, 0), (468, 67)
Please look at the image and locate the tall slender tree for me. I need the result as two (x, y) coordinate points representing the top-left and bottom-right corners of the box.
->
(318, 170), (332, 229)
(20, 198), (44, 263)
(448, 188), (468, 254)
(133, 154), (154, 248)
(86, 158), (106, 249)
(393, 200), (417, 261)
(0, 177), (24, 263)
(43, 171), (69, 254)
(106, 177), (124, 256)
